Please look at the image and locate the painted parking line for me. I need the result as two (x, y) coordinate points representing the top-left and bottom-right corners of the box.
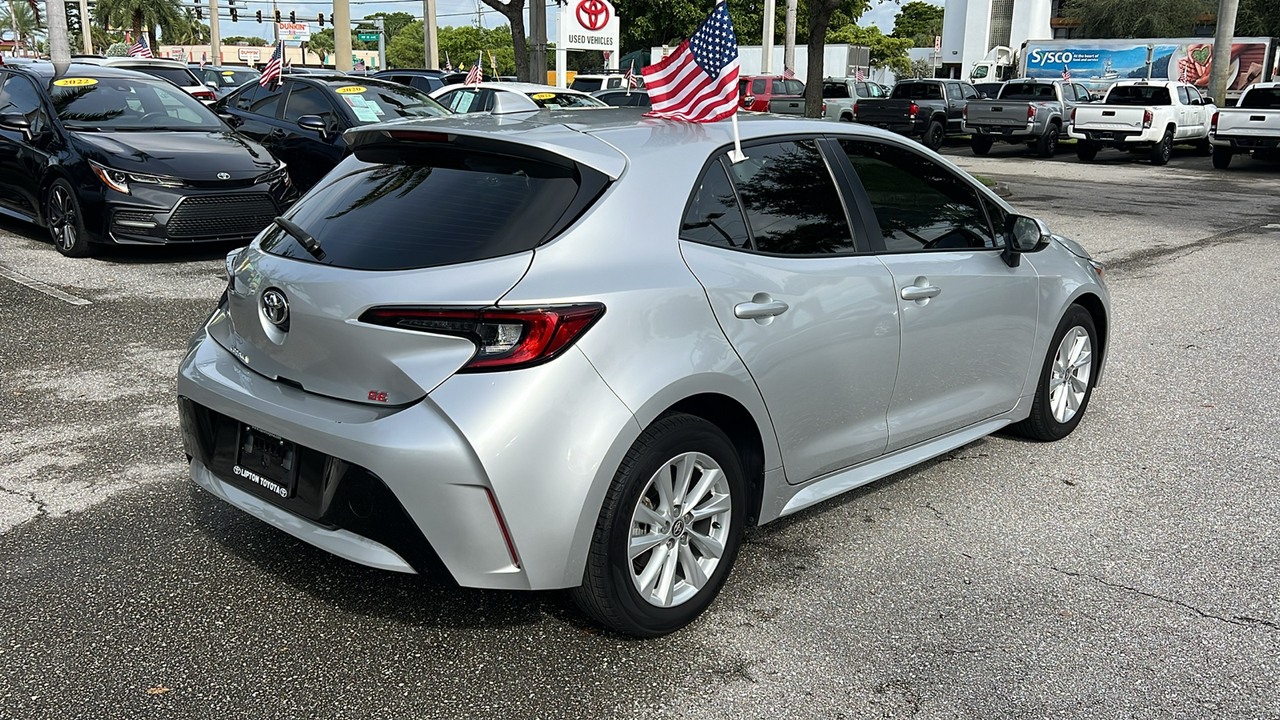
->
(0, 264), (92, 306)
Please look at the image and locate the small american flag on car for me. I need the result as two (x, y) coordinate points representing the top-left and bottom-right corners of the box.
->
(1061, 65), (1071, 80)
(465, 54), (483, 85)
(259, 40), (284, 88)
(855, 67), (865, 82)
(782, 66), (795, 79)
(128, 35), (153, 58)
(641, 1), (740, 123)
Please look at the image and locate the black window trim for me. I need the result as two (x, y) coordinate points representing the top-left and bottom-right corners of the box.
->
(677, 134), (876, 258)
(827, 133), (1006, 255)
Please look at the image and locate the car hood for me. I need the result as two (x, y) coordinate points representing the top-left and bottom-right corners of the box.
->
(72, 130), (278, 181)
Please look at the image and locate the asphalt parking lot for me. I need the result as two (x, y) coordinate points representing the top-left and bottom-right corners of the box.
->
(2, 144), (1279, 719)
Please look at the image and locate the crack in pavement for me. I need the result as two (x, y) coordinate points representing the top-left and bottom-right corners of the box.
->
(1103, 221), (1277, 274)
(0, 485), (48, 517)
(1047, 565), (1279, 632)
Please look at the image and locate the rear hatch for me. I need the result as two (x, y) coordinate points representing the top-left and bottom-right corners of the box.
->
(208, 123), (618, 406)
(966, 100), (1033, 126)
(1076, 83), (1172, 131)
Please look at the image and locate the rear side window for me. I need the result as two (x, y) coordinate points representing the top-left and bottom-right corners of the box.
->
(262, 149), (600, 271)
(752, 78), (766, 95)
(681, 159), (750, 249)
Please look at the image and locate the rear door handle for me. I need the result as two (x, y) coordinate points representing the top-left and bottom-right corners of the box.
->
(901, 277), (942, 301)
(734, 296), (790, 320)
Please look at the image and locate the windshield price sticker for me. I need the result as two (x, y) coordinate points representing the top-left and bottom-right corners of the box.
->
(335, 86), (366, 94)
(531, 92), (556, 100)
(53, 78), (98, 87)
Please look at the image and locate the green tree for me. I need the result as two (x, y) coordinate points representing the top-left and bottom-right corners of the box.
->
(1060, 0), (1213, 38)
(223, 34), (267, 46)
(387, 23), (517, 74)
(479, 0), (527, 81)
(362, 11), (414, 41)
(891, 1), (943, 45)
(828, 23), (912, 74)
(93, 0), (182, 52)
(1238, 0), (1280, 37)
(308, 27), (334, 61)
(163, 7), (208, 44)
(804, 0), (872, 116)
(1, 0), (41, 48)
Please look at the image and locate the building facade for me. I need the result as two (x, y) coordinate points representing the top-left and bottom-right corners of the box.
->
(939, 0), (1056, 79)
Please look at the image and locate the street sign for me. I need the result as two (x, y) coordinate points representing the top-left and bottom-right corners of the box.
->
(563, 0), (619, 54)
(357, 33), (380, 42)
(934, 35), (941, 53)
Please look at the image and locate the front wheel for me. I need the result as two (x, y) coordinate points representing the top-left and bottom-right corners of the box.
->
(922, 119), (945, 150)
(571, 413), (746, 637)
(45, 179), (92, 258)
(1007, 305), (1098, 442)
(1149, 129), (1173, 166)
(1212, 145), (1233, 169)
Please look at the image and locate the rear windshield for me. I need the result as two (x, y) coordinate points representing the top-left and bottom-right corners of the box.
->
(570, 78), (603, 92)
(528, 91), (606, 108)
(891, 83), (943, 100)
(1105, 85), (1171, 105)
(1240, 88), (1280, 109)
(261, 151), (590, 270)
(999, 82), (1057, 100)
(822, 82), (850, 99)
(132, 66), (200, 87)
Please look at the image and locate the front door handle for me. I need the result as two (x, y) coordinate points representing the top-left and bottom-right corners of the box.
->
(901, 277), (942, 302)
(734, 294), (790, 321)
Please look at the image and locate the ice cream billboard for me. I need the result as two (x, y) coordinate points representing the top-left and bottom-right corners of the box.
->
(1021, 38), (1277, 96)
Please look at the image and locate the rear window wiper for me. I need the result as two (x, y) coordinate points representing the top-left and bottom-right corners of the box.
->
(273, 217), (326, 261)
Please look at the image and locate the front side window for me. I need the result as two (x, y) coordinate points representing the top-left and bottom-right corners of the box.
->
(248, 82), (284, 117)
(283, 84), (334, 122)
(0, 74), (46, 135)
(726, 140), (855, 255)
(752, 78), (766, 95)
(680, 159), (750, 249)
(840, 139), (997, 252)
(947, 84), (964, 101)
(1177, 86), (1191, 105)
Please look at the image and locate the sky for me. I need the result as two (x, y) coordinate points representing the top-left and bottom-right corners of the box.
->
(226, 0), (944, 49)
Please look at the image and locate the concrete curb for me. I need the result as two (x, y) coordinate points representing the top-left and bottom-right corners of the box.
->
(991, 182), (1013, 198)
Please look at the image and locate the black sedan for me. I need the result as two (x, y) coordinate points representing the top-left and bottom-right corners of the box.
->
(0, 62), (295, 257)
(215, 74), (450, 191)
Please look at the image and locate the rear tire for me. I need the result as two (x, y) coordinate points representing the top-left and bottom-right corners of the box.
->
(1035, 125), (1060, 157)
(1007, 305), (1098, 442)
(839, 113), (853, 122)
(922, 119), (945, 150)
(970, 135), (994, 155)
(1075, 142), (1099, 161)
(1149, 128), (1173, 166)
(1212, 145), (1233, 169)
(45, 179), (92, 258)
(572, 413), (746, 637)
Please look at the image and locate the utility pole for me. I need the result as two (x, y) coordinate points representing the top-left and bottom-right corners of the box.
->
(209, 0), (222, 65)
(530, 0), (547, 84)
(761, 0), (775, 73)
(78, 0), (91, 53)
(783, 0), (797, 74)
(1208, 0), (1240, 105)
(334, 0), (351, 71)
(376, 16), (385, 71)
(45, 0), (71, 72)
(422, 0), (438, 68)
(272, 0), (279, 42)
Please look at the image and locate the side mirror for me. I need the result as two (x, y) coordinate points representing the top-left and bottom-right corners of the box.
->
(206, 80), (219, 89)
(0, 113), (36, 141)
(1002, 214), (1051, 267)
(297, 114), (328, 136)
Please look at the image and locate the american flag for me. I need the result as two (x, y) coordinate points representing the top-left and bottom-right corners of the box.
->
(855, 67), (865, 82)
(464, 54), (482, 85)
(444, 51), (452, 72)
(625, 60), (639, 89)
(1061, 65), (1071, 80)
(642, 1), (740, 123)
(259, 40), (284, 88)
(782, 66), (795, 79)
(128, 35), (153, 58)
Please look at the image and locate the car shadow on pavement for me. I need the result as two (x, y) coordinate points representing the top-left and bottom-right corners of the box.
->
(186, 484), (589, 632)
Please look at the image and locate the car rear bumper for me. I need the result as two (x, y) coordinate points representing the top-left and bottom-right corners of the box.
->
(1068, 126), (1158, 144)
(966, 122), (1036, 139)
(1210, 134), (1280, 150)
(177, 317), (638, 591)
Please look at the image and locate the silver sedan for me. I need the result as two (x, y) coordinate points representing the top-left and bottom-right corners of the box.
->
(176, 111), (1110, 637)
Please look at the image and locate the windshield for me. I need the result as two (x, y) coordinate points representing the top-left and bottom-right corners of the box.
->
(527, 90), (606, 108)
(49, 76), (223, 130)
(130, 66), (200, 87)
(971, 65), (989, 79)
(999, 82), (1057, 100)
(330, 82), (450, 123)
(1105, 85), (1171, 105)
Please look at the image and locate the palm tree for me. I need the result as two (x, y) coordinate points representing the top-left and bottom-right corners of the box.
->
(161, 8), (207, 45)
(1, 0), (42, 49)
(92, 0), (181, 51)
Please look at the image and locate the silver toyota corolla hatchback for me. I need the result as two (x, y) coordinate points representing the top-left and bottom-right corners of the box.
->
(177, 111), (1110, 637)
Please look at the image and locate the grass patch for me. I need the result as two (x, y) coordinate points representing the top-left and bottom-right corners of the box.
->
(973, 174), (998, 187)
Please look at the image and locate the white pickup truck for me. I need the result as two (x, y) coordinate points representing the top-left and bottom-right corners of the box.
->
(1068, 80), (1216, 166)
(1209, 82), (1280, 169)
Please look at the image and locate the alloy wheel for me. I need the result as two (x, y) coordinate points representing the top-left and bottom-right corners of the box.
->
(1049, 326), (1093, 424)
(48, 186), (77, 252)
(627, 452), (732, 608)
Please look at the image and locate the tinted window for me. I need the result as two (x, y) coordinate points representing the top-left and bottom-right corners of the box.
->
(248, 82), (284, 116)
(410, 76), (442, 93)
(892, 82), (942, 100)
(822, 82), (850, 99)
(681, 159), (750, 249)
(570, 77), (603, 92)
(0, 74), (42, 115)
(132, 66), (200, 87)
(1240, 88), (1280, 108)
(726, 141), (854, 254)
(999, 82), (1056, 100)
(49, 75), (221, 130)
(282, 83), (334, 122)
(1105, 85), (1171, 105)
(525, 91), (605, 108)
(840, 139), (997, 252)
(262, 151), (587, 270)
(752, 78), (766, 95)
(232, 83), (258, 110)
(947, 84), (963, 101)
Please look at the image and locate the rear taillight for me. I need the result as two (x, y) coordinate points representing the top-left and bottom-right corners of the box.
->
(909, 102), (919, 117)
(962, 104), (968, 118)
(852, 101), (859, 117)
(359, 304), (605, 372)
(1211, 111), (1219, 133)
(1070, 107), (1077, 123)
(1142, 109), (1153, 129)
(194, 90), (216, 101)
(822, 101), (827, 113)
(1027, 104), (1036, 120)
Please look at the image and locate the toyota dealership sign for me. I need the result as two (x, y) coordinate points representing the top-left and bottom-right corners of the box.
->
(563, 0), (619, 53)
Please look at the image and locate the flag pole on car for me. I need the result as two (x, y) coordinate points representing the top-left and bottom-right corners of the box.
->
(640, 0), (746, 162)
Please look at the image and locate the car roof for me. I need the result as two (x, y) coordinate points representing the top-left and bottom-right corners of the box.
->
(79, 57), (189, 68)
(373, 68), (446, 77)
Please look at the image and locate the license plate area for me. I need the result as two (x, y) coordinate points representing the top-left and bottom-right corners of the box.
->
(234, 424), (298, 499)
(1099, 131), (1114, 140)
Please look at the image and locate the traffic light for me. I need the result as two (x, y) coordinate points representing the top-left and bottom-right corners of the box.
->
(194, 7), (202, 19)
(289, 11), (295, 22)
(328, 14), (333, 25)
(255, 10), (261, 22)
(230, 7), (238, 21)
(317, 13), (324, 26)
(274, 9), (281, 23)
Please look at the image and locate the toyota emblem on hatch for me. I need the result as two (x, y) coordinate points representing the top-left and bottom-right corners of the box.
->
(217, 172), (231, 180)
(261, 288), (290, 331)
